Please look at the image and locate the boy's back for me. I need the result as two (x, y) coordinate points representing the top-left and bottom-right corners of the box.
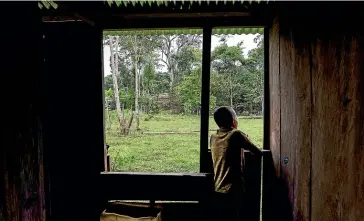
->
(210, 128), (246, 193)
(210, 106), (262, 221)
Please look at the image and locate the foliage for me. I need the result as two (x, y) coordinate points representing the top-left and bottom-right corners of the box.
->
(104, 32), (264, 129)
(178, 67), (216, 114)
(178, 67), (201, 114)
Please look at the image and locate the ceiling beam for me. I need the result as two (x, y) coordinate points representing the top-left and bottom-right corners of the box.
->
(120, 11), (251, 19)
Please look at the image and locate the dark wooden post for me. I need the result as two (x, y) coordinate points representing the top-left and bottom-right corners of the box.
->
(0, 2), (46, 221)
(200, 26), (212, 173)
(42, 21), (104, 220)
(107, 155), (111, 172)
(244, 151), (263, 221)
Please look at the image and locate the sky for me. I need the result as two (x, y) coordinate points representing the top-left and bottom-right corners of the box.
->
(103, 34), (259, 76)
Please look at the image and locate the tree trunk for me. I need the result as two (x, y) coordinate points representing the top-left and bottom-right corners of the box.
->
(134, 55), (140, 131)
(261, 77), (264, 115)
(124, 110), (134, 135)
(108, 36), (125, 134)
(105, 100), (111, 130)
(229, 73), (233, 107)
(261, 95), (264, 115)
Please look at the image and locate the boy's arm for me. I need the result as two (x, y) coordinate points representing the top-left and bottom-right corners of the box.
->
(236, 131), (262, 157)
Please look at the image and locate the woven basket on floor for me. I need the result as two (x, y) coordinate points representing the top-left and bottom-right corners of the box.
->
(101, 202), (162, 221)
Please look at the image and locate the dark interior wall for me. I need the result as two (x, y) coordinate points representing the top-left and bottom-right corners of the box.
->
(1, 5), (105, 220)
(0, 3), (46, 221)
(265, 3), (364, 221)
(41, 22), (105, 220)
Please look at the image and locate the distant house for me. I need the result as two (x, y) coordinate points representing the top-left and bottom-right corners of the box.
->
(156, 93), (170, 109)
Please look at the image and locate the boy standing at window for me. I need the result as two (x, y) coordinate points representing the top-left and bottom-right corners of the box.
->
(210, 106), (262, 221)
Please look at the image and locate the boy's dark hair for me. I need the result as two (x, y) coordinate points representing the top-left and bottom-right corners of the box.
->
(213, 106), (236, 128)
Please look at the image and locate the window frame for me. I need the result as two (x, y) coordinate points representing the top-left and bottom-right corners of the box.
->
(102, 23), (268, 175)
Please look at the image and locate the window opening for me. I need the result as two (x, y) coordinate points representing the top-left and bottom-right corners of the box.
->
(102, 27), (264, 174)
(208, 27), (264, 149)
(103, 29), (203, 173)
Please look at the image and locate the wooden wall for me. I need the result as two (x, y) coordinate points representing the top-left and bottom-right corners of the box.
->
(0, 5), (105, 220)
(0, 3), (46, 221)
(3, 2), (364, 221)
(264, 3), (364, 221)
(41, 21), (105, 220)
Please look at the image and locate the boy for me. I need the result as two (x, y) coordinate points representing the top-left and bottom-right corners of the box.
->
(210, 106), (262, 221)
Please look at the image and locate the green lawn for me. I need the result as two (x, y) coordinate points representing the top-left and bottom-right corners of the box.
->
(106, 113), (263, 173)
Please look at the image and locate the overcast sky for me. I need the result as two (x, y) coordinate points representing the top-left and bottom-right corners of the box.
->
(103, 34), (259, 76)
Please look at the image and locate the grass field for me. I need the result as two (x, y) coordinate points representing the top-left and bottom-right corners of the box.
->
(106, 111), (263, 173)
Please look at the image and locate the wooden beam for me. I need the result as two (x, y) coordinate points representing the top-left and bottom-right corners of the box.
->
(43, 16), (82, 22)
(262, 17), (281, 221)
(100, 172), (213, 201)
(101, 16), (269, 29)
(1, 3), (46, 221)
(200, 26), (212, 173)
(42, 21), (104, 220)
(244, 151), (263, 221)
(121, 12), (251, 19)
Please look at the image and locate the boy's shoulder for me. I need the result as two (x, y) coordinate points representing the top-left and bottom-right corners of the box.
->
(229, 129), (250, 142)
(211, 128), (248, 139)
(231, 128), (248, 137)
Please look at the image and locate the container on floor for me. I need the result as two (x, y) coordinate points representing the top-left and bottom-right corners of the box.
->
(101, 202), (162, 221)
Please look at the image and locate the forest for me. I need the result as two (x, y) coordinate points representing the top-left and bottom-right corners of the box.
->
(104, 29), (264, 172)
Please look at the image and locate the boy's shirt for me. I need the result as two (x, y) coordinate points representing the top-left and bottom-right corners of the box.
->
(210, 128), (258, 193)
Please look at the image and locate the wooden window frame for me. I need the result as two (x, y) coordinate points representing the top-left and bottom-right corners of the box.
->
(101, 19), (269, 203)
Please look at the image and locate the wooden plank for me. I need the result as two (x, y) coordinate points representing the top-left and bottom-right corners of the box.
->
(200, 27), (212, 173)
(122, 12), (251, 19)
(290, 29), (312, 221)
(263, 4), (364, 221)
(42, 22), (105, 220)
(100, 172), (213, 201)
(244, 152), (262, 221)
(277, 19), (295, 221)
(268, 16), (281, 178)
(107, 155), (111, 172)
(0, 3), (46, 221)
(262, 17), (281, 221)
(101, 17), (269, 30)
(311, 31), (364, 221)
(279, 14), (312, 220)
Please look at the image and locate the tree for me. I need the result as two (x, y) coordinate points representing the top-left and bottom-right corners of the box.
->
(117, 35), (160, 130)
(211, 40), (246, 108)
(108, 35), (126, 133)
(245, 34), (264, 114)
(157, 35), (202, 111)
(140, 56), (156, 113)
(106, 35), (134, 135)
(178, 67), (216, 114)
(104, 88), (113, 130)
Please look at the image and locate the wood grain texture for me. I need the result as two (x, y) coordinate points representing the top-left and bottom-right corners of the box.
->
(279, 24), (296, 216)
(279, 11), (312, 220)
(267, 4), (364, 221)
(268, 16), (281, 178)
(262, 18), (282, 221)
(311, 34), (364, 221)
(290, 31), (312, 221)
